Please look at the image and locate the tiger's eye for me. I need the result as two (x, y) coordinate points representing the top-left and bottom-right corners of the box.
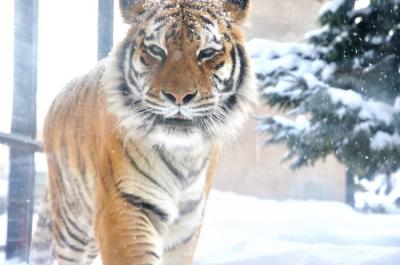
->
(198, 48), (219, 62)
(145, 45), (166, 61)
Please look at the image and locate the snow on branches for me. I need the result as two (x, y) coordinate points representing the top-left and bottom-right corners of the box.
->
(251, 0), (400, 211)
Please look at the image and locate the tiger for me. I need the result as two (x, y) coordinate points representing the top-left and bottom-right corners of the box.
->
(29, 0), (257, 264)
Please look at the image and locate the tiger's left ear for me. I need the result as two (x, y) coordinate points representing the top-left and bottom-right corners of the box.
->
(119, 0), (146, 23)
(223, 0), (250, 24)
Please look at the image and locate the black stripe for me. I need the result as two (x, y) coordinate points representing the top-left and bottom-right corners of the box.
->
(126, 98), (140, 108)
(128, 68), (139, 89)
(59, 95), (74, 172)
(186, 22), (199, 39)
(181, 3), (219, 19)
(73, 179), (93, 215)
(153, 12), (181, 32)
(158, 151), (185, 183)
(116, 178), (164, 203)
(189, 13), (214, 26)
(62, 208), (90, 244)
(193, 103), (216, 109)
(74, 87), (88, 190)
(50, 163), (66, 209)
(212, 35), (222, 45)
(162, 3), (179, 11)
(144, 98), (165, 108)
(120, 192), (169, 222)
(165, 22), (180, 40)
(154, 11), (180, 24)
(60, 174), (92, 217)
(54, 223), (85, 252)
(228, 45), (237, 86)
(119, 40), (132, 73)
(57, 254), (78, 262)
(179, 197), (203, 216)
(145, 250), (161, 259)
(144, 34), (155, 41)
(125, 150), (171, 196)
(213, 73), (223, 83)
(87, 253), (98, 259)
(142, 7), (159, 23)
(55, 96), (73, 193)
(138, 29), (146, 36)
(164, 231), (196, 252)
(153, 23), (166, 33)
(60, 203), (87, 236)
(235, 43), (247, 90)
(224, 94), (238, 111)
(130, 143), (155, 171)
(119, 77), (135, 97)
(220, 46), (237, 93)
(122, 41), (140, 92)
(128, 42), (140, 87)
(85, 86), (100, 168)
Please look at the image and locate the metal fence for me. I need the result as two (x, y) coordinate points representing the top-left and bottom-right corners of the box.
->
(0, 0), (114, 262)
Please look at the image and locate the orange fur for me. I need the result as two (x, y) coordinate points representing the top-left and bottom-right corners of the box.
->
(42, 64), (220, 264)
(31, 1), (254, 264)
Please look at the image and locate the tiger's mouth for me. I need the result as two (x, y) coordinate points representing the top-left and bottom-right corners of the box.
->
(160, 118), (195, 127)
(150, 113), (196, 127)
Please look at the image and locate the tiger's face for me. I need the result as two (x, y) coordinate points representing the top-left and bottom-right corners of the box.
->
(104, 0), (257, 146)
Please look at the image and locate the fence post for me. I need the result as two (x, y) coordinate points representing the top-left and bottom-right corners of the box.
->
(98, 0), (114, 60)
(5, 0), (39, 261)
(346, 169), (355, 207)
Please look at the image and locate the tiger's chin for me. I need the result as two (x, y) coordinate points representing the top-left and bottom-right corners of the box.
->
(146, 125), (206, 149)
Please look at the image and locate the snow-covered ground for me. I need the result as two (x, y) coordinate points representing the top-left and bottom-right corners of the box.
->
(1, 190), (400, 265)
(194, 191), (400, 265)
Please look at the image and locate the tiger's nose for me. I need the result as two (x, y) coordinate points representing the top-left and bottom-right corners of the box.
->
(162, 90), (198, 105)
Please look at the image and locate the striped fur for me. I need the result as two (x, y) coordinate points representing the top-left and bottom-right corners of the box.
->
(30, 1), (256, 264)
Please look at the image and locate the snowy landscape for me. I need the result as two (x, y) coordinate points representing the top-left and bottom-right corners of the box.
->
(2, 190), (400, 265)
(2, 0), (400, 264)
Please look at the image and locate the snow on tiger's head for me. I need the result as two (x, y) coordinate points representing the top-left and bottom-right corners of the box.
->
(103, 0), (257, 147)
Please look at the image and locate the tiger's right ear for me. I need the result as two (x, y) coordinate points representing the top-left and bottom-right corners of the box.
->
(223, 0), (250, 24)
(119, 0), (146, 23)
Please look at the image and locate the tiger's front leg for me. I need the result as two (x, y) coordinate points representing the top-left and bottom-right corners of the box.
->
(163, 226), (202, 265)
(95, 194), (163, 265)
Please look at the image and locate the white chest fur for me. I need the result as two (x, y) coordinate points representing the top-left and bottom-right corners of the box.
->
(122, 139), (212, 263)
(162, 167), (207, 252)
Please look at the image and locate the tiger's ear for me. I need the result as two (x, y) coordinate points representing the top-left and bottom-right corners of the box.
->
(119, 0), (146, 23)
(223, 0), (250, 24)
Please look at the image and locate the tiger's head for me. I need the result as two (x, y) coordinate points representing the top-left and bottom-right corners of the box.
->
(104, 0), (257, 147)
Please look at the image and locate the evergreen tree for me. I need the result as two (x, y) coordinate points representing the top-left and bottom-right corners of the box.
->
(253, 0), (400, 211)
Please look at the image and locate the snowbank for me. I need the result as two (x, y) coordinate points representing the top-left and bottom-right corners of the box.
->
(194, 190), (400, 265)
(1, 190), (400, 264)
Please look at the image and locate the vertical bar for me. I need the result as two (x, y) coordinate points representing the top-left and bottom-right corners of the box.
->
(346, 170), (355, 207)
(98, 0), (114, 60)
(6, 0), (38, 261)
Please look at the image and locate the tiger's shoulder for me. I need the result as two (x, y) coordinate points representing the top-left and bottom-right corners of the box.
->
(43, 60), (115, 158)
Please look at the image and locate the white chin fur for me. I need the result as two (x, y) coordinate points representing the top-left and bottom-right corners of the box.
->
(147, 128), (205, 148)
